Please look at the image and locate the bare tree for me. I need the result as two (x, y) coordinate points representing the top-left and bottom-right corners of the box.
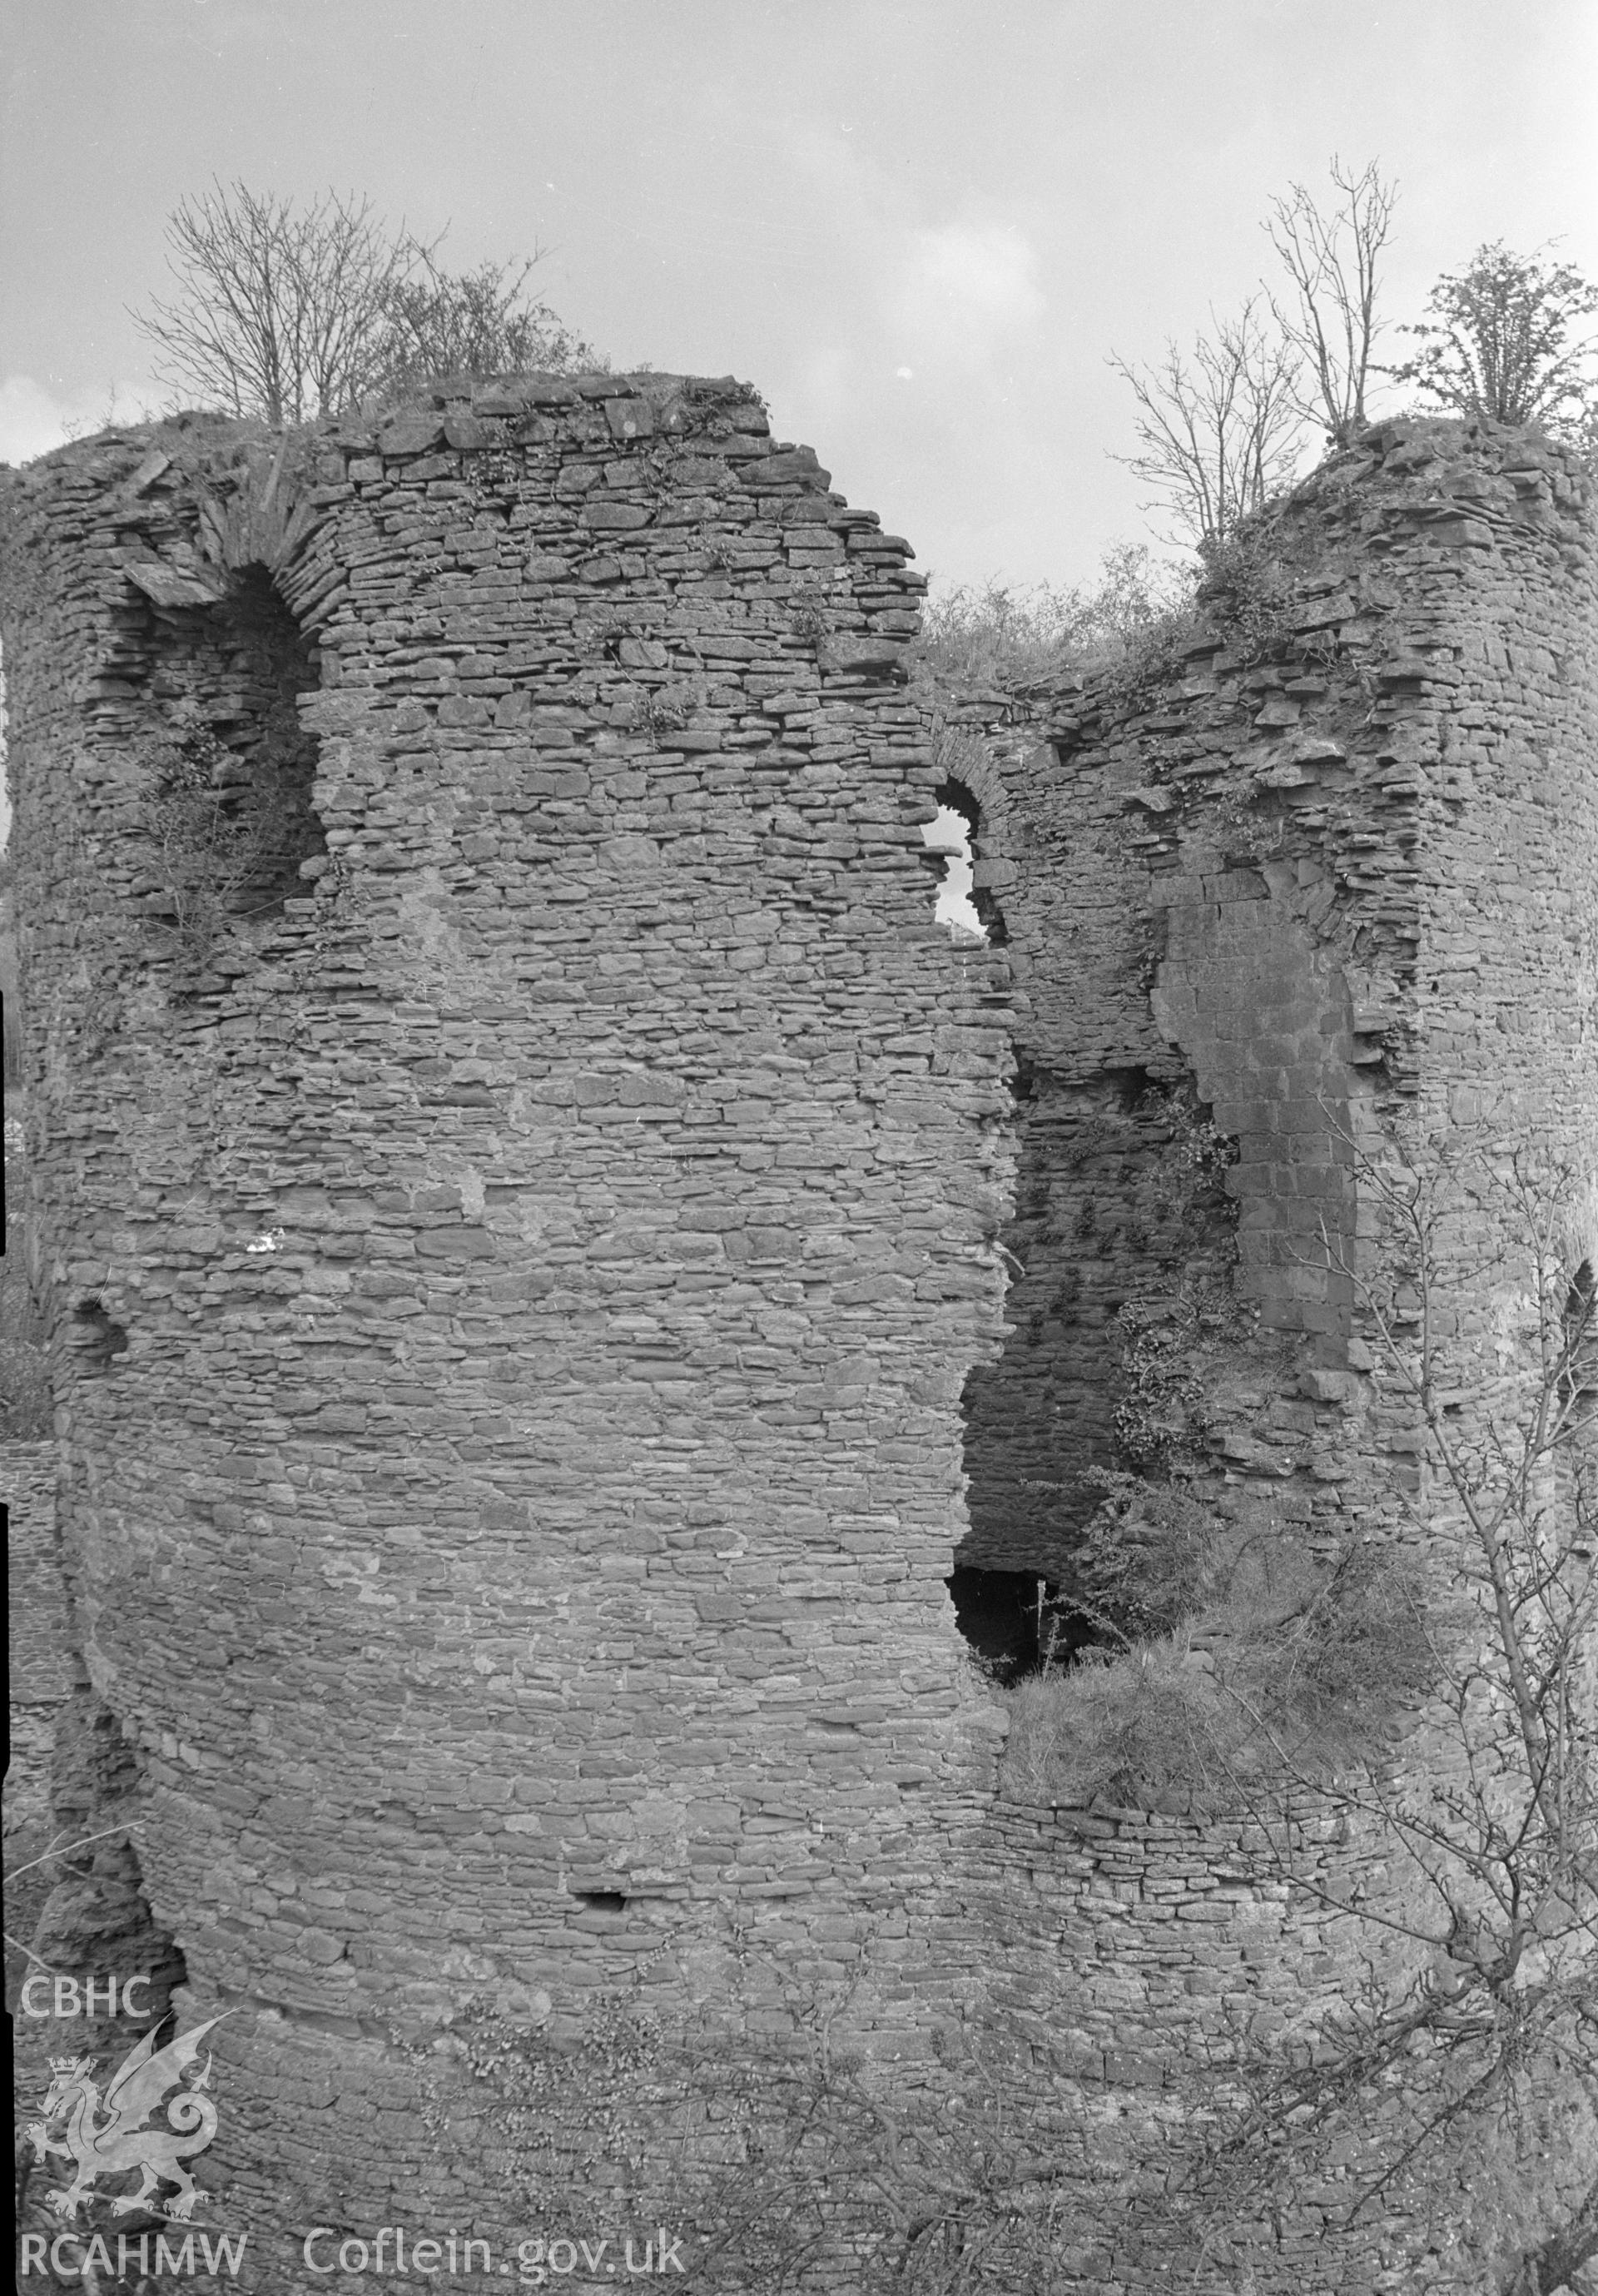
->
(1184, 1133), (1598, 2274)
(1264, 156), (1397, 445)
(132, 181), (602, 427)
(1388, 241), (1598, 435)
(133, 181), (424, 425)
(372, 251), (602, 393)
(1110, 300), (1307, 551)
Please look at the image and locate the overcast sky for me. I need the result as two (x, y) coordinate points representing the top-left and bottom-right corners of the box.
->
(2, 0), (1596, 602)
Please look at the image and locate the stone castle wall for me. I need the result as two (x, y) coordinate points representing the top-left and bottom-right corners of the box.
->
(956, 417), (1598, 1586)
(4, 1440), (68, 1830)
(4, 396), (1596, 2293)
(1, 377), (1017, 2248)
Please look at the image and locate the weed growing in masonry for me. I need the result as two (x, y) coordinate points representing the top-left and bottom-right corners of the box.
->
(1195, 515), (1345, 675)
(400, 1972), (1089, 2294)
(129, 713), (281, 981)
(1194, 525), (1298, 663)
(1111, 1285), (1223, 1472)
(623, 680), (692, 748)
(1108, 1090), (1243, 1472)
(1211, 784), (1284, 868)
(788, 590), (830, 643)
(1149, 1088), (1239, 1216)
(458, 1992), (666, 2211)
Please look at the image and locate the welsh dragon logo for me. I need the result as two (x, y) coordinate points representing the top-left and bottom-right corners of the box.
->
(24, 2014), (226, 2221)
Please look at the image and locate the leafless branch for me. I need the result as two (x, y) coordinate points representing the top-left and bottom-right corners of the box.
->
(132, 180), (424, 425)
(132, 181), (603, 428)
(1110, 299), (1308, 549)
(1264, 156), (1397, 444)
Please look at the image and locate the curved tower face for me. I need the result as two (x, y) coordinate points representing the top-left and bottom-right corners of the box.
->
(1, 378), (1016, 2234)
(7, 395), (1596, 2290)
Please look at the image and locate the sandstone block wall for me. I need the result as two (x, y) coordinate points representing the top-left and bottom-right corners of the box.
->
(940, 425), (1598, 2290)
(4, 1440), (67, 1831)
(1, 377), (1016, 2242)
(963, 1792), (1593, 2294)
(958, 417), (1598, 1583)
(6, 399), (1596, 2294)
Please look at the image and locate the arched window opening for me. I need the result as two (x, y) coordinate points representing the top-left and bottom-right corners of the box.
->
(183, 563), (327, 917)
(921, 778), (1003, 943)
(128, 561), (326, 950)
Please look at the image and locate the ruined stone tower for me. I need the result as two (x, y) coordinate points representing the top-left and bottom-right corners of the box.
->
(4, 385), (1595, 2292)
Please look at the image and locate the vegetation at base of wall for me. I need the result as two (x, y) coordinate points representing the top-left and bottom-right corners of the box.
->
(404, 1978), (1087, 2294)
(1171, 1965), (1598, 2295)
(1000, 1132), (1598, 2287)
(1000, 1491), (1435, 1811)
(402, 1951), (1597, 2295)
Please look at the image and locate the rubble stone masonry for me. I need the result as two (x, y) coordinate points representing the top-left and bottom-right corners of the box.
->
(960, 417), (1598, 1584)
(3, 391), (1595, 2293)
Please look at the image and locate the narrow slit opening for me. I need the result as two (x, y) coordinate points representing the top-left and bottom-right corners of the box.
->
(921, 779), (989, 941)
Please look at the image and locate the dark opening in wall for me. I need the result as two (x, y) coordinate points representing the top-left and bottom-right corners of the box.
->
(956, 1071), (1243, 1581)
(132, 561), (326, 941)
(208, 564), (327, 913)
(572, 1889), (628, 1914)
(947, 1566), (1081, 1682)
(1104, 1066), (1155, 1111)
(71, 1296), (128, 1371)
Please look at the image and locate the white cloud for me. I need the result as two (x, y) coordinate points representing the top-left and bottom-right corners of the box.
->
(897, 223), (1045, 357)
(0, 375), (151, 468)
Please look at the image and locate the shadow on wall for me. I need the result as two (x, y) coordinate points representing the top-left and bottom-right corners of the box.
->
(115, 559), (326, 962)
(955, 1071), (1239, 1583)
(946, 1563), (1100, 1682)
